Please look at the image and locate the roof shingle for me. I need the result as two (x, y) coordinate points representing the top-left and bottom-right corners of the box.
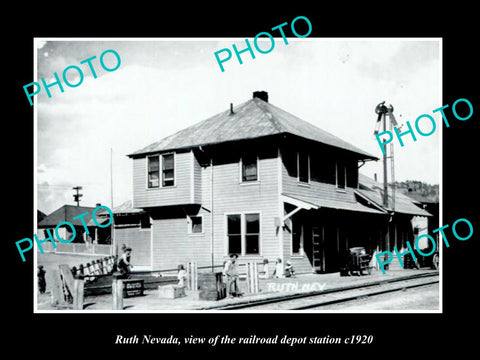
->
(129, 97), (377, 160)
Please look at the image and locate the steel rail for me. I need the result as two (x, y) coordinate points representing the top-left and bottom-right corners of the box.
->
(208, 271), (439, 310)
(292, 279), (439, 310)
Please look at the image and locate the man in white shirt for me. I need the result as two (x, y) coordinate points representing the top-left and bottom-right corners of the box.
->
(223, 253), (240, 298)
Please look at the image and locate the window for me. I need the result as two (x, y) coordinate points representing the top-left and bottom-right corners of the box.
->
(227, 214), (242, 255)
(298, 151), (309, 183)
(336, 162), (346, 189)
(242, 154), (258, 182)
(310, 153), (336, 185)
(346, 161), (358, 188)
(162, 153), (174, 187)
(283, 148), (297, 178)
(245, 213), (260, 254)
(189, 215), (203, 234)
(226, 213), (260, 255)
(147, 156), (160, 188)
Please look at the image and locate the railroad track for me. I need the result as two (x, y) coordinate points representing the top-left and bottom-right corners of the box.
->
(206, 272), (439, 310)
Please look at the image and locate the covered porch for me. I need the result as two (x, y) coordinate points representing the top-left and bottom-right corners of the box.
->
(281, 193), (388, 274)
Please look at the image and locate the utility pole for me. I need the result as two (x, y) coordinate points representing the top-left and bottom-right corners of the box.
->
(374, 101), (399, 257)
(72, 186), (83, 206)
(382, 111), (388, 207)
(110, 148), (114, 209)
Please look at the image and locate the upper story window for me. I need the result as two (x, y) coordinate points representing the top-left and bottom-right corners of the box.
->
(310, 153), (336, 185)
(147, 153), (175, 188)
(242, 154), (258, 182)
(147, 156), (160, 188)
(298, 151), (309, 183)
(336, 162), (346, 189)
(162, 153), (175, 187)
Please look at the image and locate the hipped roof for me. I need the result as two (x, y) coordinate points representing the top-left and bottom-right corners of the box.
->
(128, 97), (377, 160)
(37, 205), (97, 228)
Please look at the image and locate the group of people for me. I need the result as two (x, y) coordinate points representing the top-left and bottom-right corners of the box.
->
(222, 254), (296, 298)
(262, 258), (296, 279)
(38, 244), (297, 300)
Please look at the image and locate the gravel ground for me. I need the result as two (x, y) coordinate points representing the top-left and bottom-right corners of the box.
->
(36, 251), (440, 311)
(317, 283), (440, 311)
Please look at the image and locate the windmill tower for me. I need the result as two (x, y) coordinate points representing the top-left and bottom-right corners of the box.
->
(72, 186), (83, 206)
(374, 101), (398, 210)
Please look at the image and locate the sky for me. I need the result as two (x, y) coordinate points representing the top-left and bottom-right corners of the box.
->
(35, 38), (441, 215)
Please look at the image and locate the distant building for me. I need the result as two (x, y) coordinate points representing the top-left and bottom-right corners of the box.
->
(37, 210), (47, 224)
(37, 204), (112, 255)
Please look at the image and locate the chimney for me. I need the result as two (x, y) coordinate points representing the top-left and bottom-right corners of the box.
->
(230, 103), (234, 115)
(253, 91), (268, 103)
(374, 173), (377, 182)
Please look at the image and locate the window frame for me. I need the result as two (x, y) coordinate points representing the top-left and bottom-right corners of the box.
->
(147, 155), (160, 188)
(145, 153), (176, 189)
(225, 211), (261, 256)
(240, 154), (259, 183)
(161, 153), (175, 187)
(335, 162), (347, 191)
(188, 214), (204, 235)
(297, 151), (310, 184)
(244, 213), (260, 255)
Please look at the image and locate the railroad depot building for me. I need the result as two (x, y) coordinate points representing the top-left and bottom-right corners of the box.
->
(124, 91), (431, 274)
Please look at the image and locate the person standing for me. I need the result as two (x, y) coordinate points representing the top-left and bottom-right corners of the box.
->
(37, 265), (46, 294)
(223, 253), (241, 298)
(177, 264), (188, 287)
(273, 258), (284, 278)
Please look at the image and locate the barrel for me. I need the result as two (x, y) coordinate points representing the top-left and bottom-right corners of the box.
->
(198, 272), (225, 301)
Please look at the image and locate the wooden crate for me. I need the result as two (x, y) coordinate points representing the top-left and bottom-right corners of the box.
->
(198, 272), (225, 301)
(123, 279), (144, 298)
(158, 285), (186, 299)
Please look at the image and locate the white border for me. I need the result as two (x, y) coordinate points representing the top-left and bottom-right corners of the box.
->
(33, 37), (442, 314)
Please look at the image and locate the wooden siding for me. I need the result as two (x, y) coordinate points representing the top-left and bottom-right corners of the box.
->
(280, 144), (369, 274)
(193, 152), (202, 204)
(151, 216), (211, 270)
(132, 151), (193, 208)
(281, 145), (359, 209)
(209, 150), (280, 267)
(114, 227), (151, 267)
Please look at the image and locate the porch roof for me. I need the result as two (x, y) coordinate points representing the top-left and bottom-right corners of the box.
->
(281, 192), (386, 215)
(357, 174), (432, 217)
